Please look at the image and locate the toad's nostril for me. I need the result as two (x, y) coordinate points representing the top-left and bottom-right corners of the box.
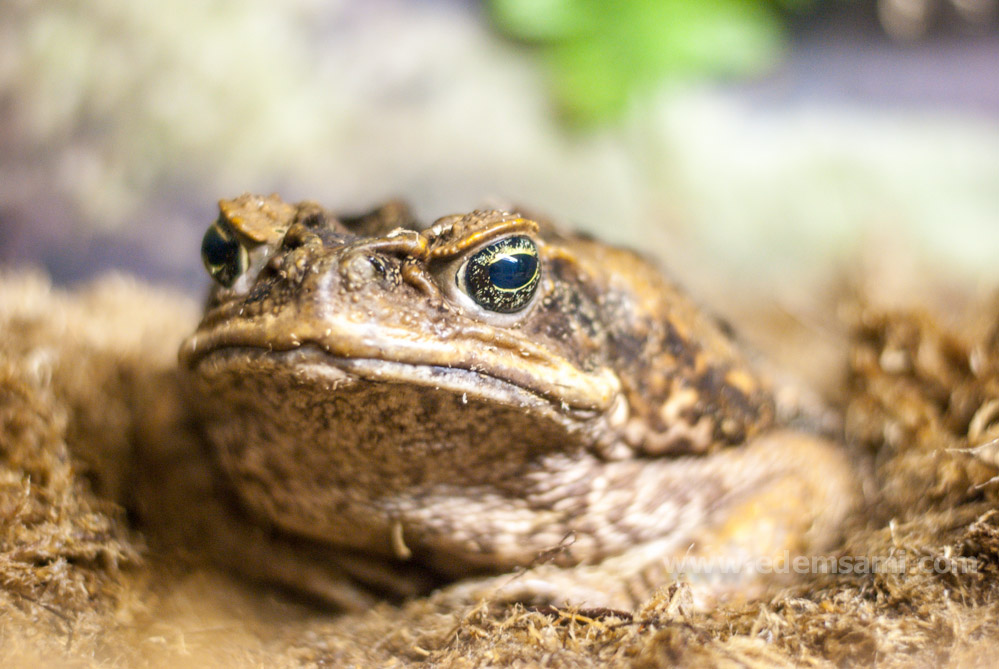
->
(282, 224), (309, 249)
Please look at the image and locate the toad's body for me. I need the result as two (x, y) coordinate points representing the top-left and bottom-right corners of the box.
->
(179, 194), (857, 609)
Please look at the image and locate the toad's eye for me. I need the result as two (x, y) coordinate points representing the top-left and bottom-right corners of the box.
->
(460, 236), (540, 313)
(201, 219), (248, 287)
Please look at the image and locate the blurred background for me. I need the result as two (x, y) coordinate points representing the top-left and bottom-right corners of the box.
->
(1, 0), (997, 309)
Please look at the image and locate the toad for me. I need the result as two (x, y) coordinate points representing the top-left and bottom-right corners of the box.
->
(178, 193), (858, 610)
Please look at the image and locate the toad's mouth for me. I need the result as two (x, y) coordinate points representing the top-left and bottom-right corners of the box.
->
(180, 323), (621, 412)
(185, 343), (619, 419)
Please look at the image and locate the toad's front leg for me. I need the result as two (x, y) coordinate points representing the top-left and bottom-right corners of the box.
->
(435, 429), (859, 610)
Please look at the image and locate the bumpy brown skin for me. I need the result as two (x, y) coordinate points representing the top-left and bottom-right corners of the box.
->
(180, 194), (858, 610)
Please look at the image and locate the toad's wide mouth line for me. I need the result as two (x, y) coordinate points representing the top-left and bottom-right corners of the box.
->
(180, 312), (622, 411)
(189, 344), (607, 417)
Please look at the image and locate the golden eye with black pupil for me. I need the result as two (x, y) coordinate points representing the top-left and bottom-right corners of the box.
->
(460, 236), (540, 313)
(200, 219), (248, 287)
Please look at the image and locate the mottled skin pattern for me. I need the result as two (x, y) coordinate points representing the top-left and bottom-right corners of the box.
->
(180, 193), (858, 610)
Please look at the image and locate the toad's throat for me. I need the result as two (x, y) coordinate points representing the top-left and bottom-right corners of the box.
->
(188, 344), (615, 416)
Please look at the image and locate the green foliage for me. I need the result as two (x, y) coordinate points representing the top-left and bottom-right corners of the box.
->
(489, 0), (808, 125)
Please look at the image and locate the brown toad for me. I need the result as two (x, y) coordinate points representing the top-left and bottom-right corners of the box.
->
(179, 193), (858, 610)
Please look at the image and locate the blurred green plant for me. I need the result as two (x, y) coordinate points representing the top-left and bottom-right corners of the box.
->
(488, 0), (812, 125)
